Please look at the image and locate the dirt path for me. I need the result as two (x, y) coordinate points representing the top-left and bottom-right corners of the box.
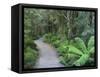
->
(34, 38), (64, 68)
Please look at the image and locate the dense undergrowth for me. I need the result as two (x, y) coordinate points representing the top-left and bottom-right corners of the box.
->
(24, 35), (38, 69)
(24, 8), (95, 69)
(43, 33), (95, 67)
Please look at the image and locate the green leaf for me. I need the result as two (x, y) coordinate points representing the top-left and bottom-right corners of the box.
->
(67, 45), (83, 56)
(57, 45), (68, 54)
(74, 37), (87, 53)
(52, 40), (61, 47)
(66, 53), (80, 65)
(59, 56), (66, 65)
(73, 54), (89, 66)
(88, 36), (94, 50)
(89, 47), (94, 54)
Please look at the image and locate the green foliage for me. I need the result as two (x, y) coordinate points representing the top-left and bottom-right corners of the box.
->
(24, 36), (33, 48)
(74, 37), (87, 53)
(73, 54), (89, 66)
(88, 36), (94, 51)
(43, 33), (52, 43)
(57, 44), (68, 55)
(24, 8), (95, 68)
(44, 33), (95, 67)
(43, 33), (61, 44)
(24, 33), (38, 69)
(59, 56), (67, 65)
(24, 47), (38, 69)
(67, 45), (83, 56)
(52, 39), (61, 48)
(67, 36), (95, 66)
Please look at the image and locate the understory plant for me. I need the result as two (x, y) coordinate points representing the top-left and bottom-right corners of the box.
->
(24, 35), (38, 69)
(59, 36), (95, 66)
(43, 33), (61, 45)
(44, 33), (95, 67)
(24, 47), (38, 69)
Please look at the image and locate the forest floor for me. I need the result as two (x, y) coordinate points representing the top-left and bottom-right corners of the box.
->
(34, 38), (64, 68)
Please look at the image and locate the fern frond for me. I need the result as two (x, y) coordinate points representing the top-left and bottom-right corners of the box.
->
(74, 37), (87, 53)
(67, 45), (83, 56)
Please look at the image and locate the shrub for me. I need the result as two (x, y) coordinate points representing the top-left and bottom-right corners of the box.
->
(24, 36), (33, 48)
(66, 36), (95, 66)
(43, 33), (52, 43)
(24, 47), (38, 69)
(52, 39), (61, 48)
(44, 33), (95, 67)
(56, 40), (68, 54)
(43, 33), (60, 44)
(57, 36), (94, 67)
(24, 35), (38, 50)
(50, 35), (60, 43)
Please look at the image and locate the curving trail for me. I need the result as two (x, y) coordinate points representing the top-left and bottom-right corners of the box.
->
(34, 38), (64, 68)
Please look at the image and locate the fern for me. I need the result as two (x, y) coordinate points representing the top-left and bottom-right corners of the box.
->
(24, 47), (38, 69)
(73, 54), (89, 66)
(89, 47), (94, 54)
(88, 36), (94, 51)
(67, 45), (83, 56)
(67, 36), (95, 66)
(44, 33), (95, 67)
(74, 36), (94, 66)
(74, 37), (87, 53)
